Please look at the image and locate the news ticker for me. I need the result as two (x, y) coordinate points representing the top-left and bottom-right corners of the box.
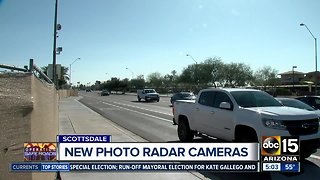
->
(10, 162), (259, 172)
(10, 162), (300, 173)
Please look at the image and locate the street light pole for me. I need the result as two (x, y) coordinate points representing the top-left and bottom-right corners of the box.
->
(292, 66), (297, 93)
(186, 54), (198, 86)
(300, 23), (318, 95)
(126, 67), (134, 79)
(186, 54), (197, 64)
(69, 58), (80, 87)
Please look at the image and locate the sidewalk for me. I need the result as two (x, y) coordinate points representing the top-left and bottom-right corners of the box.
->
(59, 96), (209, 180)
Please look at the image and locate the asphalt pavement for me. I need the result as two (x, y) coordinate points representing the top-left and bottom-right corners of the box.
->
(58, 96), (208, 180)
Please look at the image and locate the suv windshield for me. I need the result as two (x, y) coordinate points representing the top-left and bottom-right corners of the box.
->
(145, 89), (156, 93)
(231, 91), (282, 108)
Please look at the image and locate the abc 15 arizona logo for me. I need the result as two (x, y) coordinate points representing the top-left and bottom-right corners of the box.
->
(261, 136), (299, 156)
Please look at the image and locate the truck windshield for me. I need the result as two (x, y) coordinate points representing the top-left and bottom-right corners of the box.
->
(230, 91), (282, 108)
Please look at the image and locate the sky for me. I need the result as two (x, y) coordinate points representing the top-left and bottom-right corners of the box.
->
(0, 0), (319, 85)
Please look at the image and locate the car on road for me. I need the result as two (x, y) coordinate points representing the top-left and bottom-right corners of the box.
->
(276, 97), (317, 111)
(170, 92), (196, 104)
(277, 97), (320, 117)
(296, 96), (320, 110)
(101, 90), (110, 96)
(137, 89), (160, 102)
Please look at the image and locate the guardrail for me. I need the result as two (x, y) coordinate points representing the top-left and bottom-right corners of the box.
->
(0, 59), (53, 84)
(0, 64), (28, 72)
(29, 59), (53, 84)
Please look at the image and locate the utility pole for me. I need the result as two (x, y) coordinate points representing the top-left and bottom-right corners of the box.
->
(52, 0), (58, 86)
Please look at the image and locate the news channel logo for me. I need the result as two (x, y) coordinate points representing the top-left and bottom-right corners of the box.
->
(261, 136), (299, 156)
(24, 143), (57, 161)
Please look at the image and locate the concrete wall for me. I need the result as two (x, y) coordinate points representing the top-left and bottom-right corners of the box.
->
(0, 73), (58, 180)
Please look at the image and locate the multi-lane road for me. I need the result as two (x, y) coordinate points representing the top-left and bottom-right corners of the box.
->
(79, 91), (320, 180)
(79, 91), (177, 142)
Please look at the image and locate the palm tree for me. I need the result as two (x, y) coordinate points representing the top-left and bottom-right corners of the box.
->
(61, 66), (69, 81)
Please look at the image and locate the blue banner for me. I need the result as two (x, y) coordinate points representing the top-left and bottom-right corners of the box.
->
(280, 162), (300, 172)
(10, 163), (41, 171)
(41, 163), (70, 172)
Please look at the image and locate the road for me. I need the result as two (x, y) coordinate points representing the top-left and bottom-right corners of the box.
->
(79, 91), (320, 180)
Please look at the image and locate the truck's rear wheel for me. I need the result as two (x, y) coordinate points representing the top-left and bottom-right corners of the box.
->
(178, 120), (194, 142)
(138, 96), (141, 102)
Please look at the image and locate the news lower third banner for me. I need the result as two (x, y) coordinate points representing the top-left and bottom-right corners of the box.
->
(58, 143), (259, 161)
(11, 135), (261, 173)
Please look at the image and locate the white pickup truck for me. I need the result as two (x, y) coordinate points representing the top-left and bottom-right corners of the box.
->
(173, 88), (320, 158)
(137, 89), (160, 102)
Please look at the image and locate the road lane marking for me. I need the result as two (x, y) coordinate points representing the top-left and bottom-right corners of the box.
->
(81, 93), (173, 116)
(101, 101), (173, 123)
(310, 155), (320, 160)
(112, 101), (172, 116)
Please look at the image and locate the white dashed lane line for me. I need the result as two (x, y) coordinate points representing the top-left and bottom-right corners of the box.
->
(101, 101), (172, 123)
(112, 101), (172, 116)
(310, 155), (320, 160)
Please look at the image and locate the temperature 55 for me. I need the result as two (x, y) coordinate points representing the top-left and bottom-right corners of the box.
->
(281, 162), (300, 172)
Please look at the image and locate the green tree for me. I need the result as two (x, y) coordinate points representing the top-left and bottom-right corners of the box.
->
(131, 74), (145, 89)
(79, 84), (85, 90)
(108, 78), (121, 93)
(95, 81), (101, 90)
(147, 72), (163, 89)
(221, 63), (253, 87)
(162, 74), (173, 93)
(120, 78), (129, 93)
(197, 57), (224, 87)
(170, 70), (179, 92)
(57, 66), (69, 88)
(178, 65), (196, 84)
(254, 66), (279, 88)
